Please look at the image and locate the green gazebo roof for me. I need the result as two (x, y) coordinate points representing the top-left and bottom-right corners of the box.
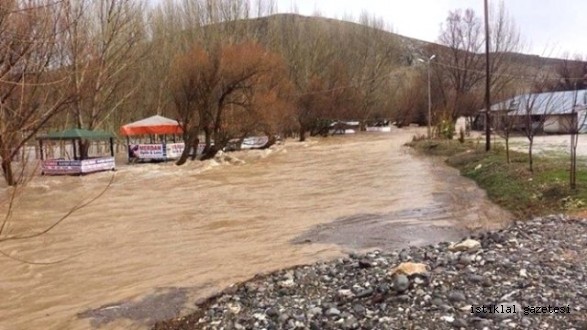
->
(37, 128), (114, 141)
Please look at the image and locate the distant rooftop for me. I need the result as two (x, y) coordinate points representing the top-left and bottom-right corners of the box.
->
(491, 89), (587, 115)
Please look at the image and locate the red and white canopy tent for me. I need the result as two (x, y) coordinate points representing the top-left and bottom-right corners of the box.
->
(120, 115), (183, 136)
(120, 115), (185, 162)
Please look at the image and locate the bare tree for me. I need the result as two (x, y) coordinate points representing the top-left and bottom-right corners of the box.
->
(498, 105), (515, 164)
(518, 89), (559, 172)
(346, 13), (400, 129)
(272, 14), (338, 141)
(392, 69), (427, 127)
(0, 0), (73, 186)
(544, 55), (587, 92)
(569, 90), (580, 189)
(170, 41), (289, 163)
(61, 0), (147, 158)
(559, 88), (587, 190)
(491, 90), (518, 163)
(433, 2), (523, 125)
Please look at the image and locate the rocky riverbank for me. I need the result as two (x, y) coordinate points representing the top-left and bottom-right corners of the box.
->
(153, 215), (587, 330)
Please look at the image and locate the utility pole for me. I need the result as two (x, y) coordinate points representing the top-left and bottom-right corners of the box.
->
(418, 55), (436, 138)
(484, 0), (491, 151)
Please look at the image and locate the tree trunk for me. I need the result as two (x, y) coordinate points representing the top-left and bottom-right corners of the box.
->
(570, 133), (577, 190)
(299, 127), (306, 142)
(201, 130), (225, 161)
(200, 145), (219, 161)
(505, 134), (510, 164)
(528, 139), (534, 173)
(261, 132), (276, 149)
(202, 127), (212, 155)
(189, 137), (200, 161)
(360, 121), (366, 132)
(176, 142), (191, 165)
(176, 129), (198, 166)
(1, 158), (15, 186)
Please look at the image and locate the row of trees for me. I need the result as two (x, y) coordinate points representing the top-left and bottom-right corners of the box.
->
(1, 0), (585, 186)
(393, 3), (526, 131)
(1, 0), (408, 186)
(155, 3), (403, 160)
(391, 2), (586, 193)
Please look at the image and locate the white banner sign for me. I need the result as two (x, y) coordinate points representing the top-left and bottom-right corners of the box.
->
(166, 143), (185, 159)
(129, 143), (210, 160)
(130, 144), (165, 159)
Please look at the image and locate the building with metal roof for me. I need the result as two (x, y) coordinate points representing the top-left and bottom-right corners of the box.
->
(489, 89), (587, 134)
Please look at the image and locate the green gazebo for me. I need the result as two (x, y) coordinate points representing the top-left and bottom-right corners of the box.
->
(36, 128), (116, 175)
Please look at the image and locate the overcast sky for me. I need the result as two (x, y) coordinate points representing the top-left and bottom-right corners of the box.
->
(273, 0), (587, 58)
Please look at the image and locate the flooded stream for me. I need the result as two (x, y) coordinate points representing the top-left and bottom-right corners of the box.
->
(0, 128), (511, 330)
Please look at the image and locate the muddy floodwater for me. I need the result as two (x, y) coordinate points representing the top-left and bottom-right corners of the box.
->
(0, 128), (511, 330)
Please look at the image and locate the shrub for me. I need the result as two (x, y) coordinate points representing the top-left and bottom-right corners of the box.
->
(438, 120), (455, 140)
(458, 127), (465, 143)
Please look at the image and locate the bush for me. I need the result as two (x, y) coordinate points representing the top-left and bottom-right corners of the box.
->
(438, 120), (455, 140)
(458, 127), (465, 143)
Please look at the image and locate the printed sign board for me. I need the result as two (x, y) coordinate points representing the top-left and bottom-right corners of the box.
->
(42, 157), (115, 175)
(42, 159), (82, 175)
(166, 143), (185, 159)
(80, 157), (115, 173)
(129, 144), (165, 159)
(129, 143), (208, 160)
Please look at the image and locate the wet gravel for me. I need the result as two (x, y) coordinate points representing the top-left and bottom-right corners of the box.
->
(153, 215), (587, 330)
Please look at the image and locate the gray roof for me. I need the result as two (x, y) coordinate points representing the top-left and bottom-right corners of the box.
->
(491, 89), (587, 116)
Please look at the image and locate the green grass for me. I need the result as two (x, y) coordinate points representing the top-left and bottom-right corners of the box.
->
(407, 138), (587, 219)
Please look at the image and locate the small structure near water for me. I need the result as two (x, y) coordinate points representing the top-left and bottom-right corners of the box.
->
(36, 128), (115, 175)
(120, 115), (191, 162)
(329, 121), (359, 135)
(482, 89), (587, 134)
(366, 120), (392, 132)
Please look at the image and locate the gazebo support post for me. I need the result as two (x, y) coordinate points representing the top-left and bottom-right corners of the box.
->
(39, 139), (44, 160)
(109, 137), (114, 157)
(126, 136), (130, 161)
(72, 139), (77, 160)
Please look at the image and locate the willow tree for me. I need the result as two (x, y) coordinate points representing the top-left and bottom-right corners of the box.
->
(170, 42), (290, 164)
(0, 0), (73, 186)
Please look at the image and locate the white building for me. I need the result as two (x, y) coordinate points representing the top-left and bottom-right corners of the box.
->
(490, 89), (587, 134)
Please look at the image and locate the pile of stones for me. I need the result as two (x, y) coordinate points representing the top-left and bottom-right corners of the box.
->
(154, 215), (587, 330)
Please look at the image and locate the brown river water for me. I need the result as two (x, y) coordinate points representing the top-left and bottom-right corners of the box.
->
(0, 128), (511, 330)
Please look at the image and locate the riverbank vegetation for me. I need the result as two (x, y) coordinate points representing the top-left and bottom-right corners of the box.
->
(2, 0), (582, 186)
(407, 137), (587, 219)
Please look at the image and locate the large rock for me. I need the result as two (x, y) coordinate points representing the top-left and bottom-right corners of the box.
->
(448, 239), (481, 252)
(388, 262), (429, 277)
(391, 274), (409, 293)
